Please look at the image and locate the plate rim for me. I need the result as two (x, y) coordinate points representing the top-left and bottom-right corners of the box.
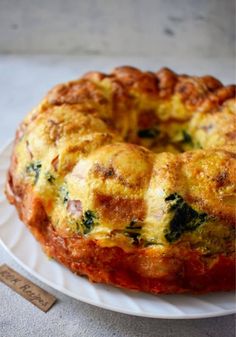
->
(0, 140), (235, 319)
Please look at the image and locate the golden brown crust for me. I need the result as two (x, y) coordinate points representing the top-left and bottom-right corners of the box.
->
(48, 66), (236, 110)
(6, 66), (236, 294)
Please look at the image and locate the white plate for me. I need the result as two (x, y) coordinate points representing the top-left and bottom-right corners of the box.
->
(0, 141), (235, 319)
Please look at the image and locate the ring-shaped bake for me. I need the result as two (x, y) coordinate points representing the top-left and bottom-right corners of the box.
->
(6, 67), (236, 293)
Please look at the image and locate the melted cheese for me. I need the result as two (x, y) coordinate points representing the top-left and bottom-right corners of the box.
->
(12, 71), (236, 254)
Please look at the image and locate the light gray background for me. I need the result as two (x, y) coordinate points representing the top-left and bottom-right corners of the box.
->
(0, 0), (235, 57)
(0, 1), (235, 337)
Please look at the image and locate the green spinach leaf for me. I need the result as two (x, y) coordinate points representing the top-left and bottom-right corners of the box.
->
(26, 161), (42, 184)
(45, 172), (56, 184)
(164, 193), (207, 243)
(182, 130), (193, 144)
(82, 210), (96, 234)
(60, 185), (69, 204)
(124, 219), (142, 245)
(138, 128), (159, 138)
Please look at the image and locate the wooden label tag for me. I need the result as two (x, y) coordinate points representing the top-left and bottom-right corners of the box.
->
(0, 264), (56, 312)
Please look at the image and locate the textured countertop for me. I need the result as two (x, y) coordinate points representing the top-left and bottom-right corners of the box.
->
(0, 55), (235, 337)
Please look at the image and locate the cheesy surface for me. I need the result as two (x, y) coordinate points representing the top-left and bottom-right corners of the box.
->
(6, 67), (236, 293)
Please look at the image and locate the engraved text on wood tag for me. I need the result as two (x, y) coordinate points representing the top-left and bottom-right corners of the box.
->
(0, 264), (56, 312)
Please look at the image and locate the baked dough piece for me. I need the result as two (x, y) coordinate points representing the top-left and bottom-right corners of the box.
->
(6, 67), (236, 294)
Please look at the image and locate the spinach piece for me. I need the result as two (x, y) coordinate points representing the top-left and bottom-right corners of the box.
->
(45, 172), (55, 184)
(181, 130), (203, 149)
(164, 193), (207, 243)
(125, 231), (141, 245)
(138, 128), (159, 138)
(182, 130), (193, 144)
(60, 186), (69, 204)
(26, 161), (42, 184)
(181, 130), (194, 146)
(82, 210), (96, 234)
(124, 219), (142, 245)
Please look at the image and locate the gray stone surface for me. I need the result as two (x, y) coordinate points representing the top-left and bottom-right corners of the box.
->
(0, 55), (235, 337)
(0, 248), (235, 337)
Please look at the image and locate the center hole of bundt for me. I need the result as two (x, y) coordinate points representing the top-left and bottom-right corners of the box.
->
(126, 109), (193, 154)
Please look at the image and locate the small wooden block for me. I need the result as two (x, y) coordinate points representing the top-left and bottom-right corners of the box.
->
(0, 264), (56, 312)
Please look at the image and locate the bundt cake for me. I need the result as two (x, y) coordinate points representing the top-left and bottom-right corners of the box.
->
(5, 67), (236, 294)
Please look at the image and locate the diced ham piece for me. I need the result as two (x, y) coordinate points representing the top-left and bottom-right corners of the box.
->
(72, 158), (91, 180)
(67, 200), (83, 218)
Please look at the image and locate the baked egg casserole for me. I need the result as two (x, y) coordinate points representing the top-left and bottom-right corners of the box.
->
(6, 67), (236, 294)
